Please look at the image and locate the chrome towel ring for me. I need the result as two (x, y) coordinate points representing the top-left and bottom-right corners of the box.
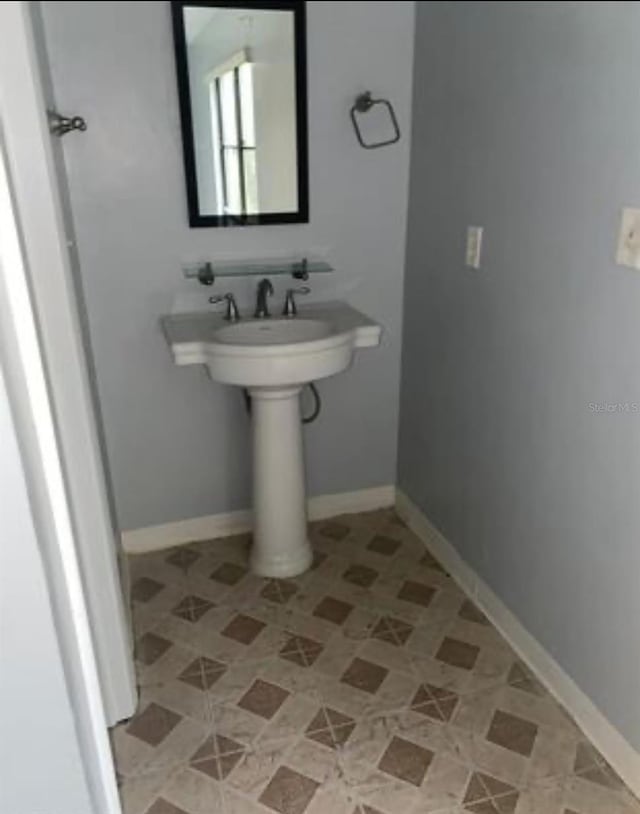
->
(350, 91), (400, 150)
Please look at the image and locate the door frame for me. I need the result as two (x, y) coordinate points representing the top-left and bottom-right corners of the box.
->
(0, 0), (137, 726)
(0, 1), (133, 810)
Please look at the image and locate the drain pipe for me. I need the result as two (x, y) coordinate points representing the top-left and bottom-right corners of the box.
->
(243, 383), (321, 425)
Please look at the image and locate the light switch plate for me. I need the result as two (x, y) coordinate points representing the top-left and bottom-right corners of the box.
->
(616, 208), (640, 270)
(465, 226), (483, 269)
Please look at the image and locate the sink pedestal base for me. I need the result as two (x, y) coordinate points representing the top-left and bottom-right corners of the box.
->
(249, 386), (313, 578)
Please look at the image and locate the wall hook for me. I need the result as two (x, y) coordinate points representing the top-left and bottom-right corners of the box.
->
(350, 91), (400, 150)
(47, 109), (87, 137)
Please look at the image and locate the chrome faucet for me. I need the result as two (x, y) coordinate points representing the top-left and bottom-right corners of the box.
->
(283, 286), (310, 317)
(254, 278), (274, 318)
(209, 292), (240, 321)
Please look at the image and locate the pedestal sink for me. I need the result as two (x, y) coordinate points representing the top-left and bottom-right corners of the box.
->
(162, 302), (382, 577)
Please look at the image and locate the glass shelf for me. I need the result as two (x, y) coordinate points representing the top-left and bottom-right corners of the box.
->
(183, 257), (333, 284)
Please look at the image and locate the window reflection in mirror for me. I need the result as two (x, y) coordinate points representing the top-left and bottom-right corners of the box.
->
(172, 2), (308, 227)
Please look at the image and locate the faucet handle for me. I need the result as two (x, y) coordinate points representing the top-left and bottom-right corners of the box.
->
(283, 286), (310, 317)
(209, 292), (240, 321)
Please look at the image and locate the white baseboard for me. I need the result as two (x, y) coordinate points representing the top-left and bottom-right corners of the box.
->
(395, 488), (640, 800)
(122, 484), (395, 555)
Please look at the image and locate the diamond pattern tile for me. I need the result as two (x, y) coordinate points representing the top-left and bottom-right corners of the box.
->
(458, 599), (489, 625)
(435, 636), (480, 670)
(125, 703), (182, 746)
(486, 709), (538, 757)
(166, 548), (200, 571)
(305, 707), (356, 750)
(178, 656), (226, 690)
(131, 577), (164, 603)
(189, 734), (245, 781)
(210, 562), (247, 586)
(261, 579), (298, 605)
(259, 766), (319, 814)
(378, 736), (434, 787)
(135, 632), (172, 665)
(371, 615), (413, 646)
(463, 772), (519, 813)
(114, 508), (640, 814)
(221, 613), (266, 644)
(420, 550), (446, 572)
(237, 679), (290, 719)
(506, 661), (545, 696)
(279, 635), (324, 667)
(397, 579), (436, 608)
(340, 657), (388, 694)
(320, 522), (350, 541)
(410, 682), (459, 722)
(171, 595), (214, 622)
(343, 564), (378, 588)
(310, 551), (328, 570)
(367, 534), (401, 556)
(313, 596), (353, 625)
(573, 742), (623, 789)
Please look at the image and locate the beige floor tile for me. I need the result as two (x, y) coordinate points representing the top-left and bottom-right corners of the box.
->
(341, 606), (380, 643)
(242, 624), (292, 663)
(136, 643), (199, 689)
(305, 780), (357, 814)
(512, 776), (566, 814)
(357, 637), (415, 676)
(227, 737), (294, 797)
(524, 726), (579, 785)
(207, 659), (273, 704)
(111, 724), (156, 779)
(156, 766), (224, 814)
(114, 509), (640, 814)
(119, 769), (178, 814)
(260, 655), (324, 698)
(446, 726), (529, 790)
(393, 708), (461, 759)
(414, 751), (471, 812)
(139, 681), (215, 729)
(308, 673), (372, 720)
(446, 616), (507, 652)
(341, 718), (398, 785)
(463, 642), (516, 694)
(563, 776), (640, 814)
(223, 787), (272, 814)
(360, 670), (417, 719)
(411, 653), (477, 700)
(450, 685), (504, 735)
(131, 602), (168, 637)
(286, 736), (342, 785)
(138, 717), (212, 778)
(313, 632), (365, 680)
(282, 608), (348, 645)
(357, 772), (422, 813)
(258, 693), (319, 746)
(211, 699), (271, 745)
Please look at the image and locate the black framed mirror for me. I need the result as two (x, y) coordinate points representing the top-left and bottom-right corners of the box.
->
(171, 0), (308, 228)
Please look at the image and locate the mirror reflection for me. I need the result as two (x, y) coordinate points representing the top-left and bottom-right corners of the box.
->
(173, 2), (308, 227)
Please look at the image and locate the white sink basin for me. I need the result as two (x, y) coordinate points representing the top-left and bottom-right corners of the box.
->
(162, 302), (381, 387)
(162, 301), (382, 580)
(216, 318), (332, 346)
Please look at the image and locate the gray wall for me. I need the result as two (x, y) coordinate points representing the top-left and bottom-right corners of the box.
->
(40, 0), (415, 532)
(399, 1), (640, 750)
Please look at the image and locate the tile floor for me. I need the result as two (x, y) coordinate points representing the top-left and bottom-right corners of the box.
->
(113, 509), (640, 814)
